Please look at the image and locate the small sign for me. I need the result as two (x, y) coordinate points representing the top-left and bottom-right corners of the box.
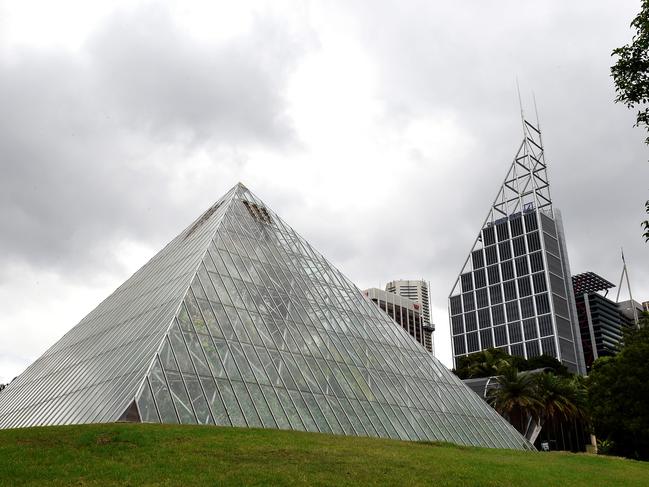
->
(541, 442), (550, 452)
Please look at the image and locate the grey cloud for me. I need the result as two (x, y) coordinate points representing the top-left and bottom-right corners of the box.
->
(306, 1), (649, 338)
(0, 5), (309, 283)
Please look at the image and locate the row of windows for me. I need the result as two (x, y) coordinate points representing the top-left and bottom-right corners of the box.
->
(482, 212), (539, 247)
(454, 334), (557, 359)
(472, 231), (542, 270)
(452, 312), (554, 339)
(451, 273), (549, 316)
(463, 252), (546, 293)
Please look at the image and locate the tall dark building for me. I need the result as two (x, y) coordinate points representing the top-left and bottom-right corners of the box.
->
(572, 272), (627, 370)
(449, 117), (586, 375)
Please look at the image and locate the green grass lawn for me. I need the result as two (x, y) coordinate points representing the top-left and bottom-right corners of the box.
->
(0, 424), (647, 486)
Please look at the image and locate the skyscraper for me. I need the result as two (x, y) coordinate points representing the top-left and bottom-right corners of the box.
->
(0, 183), (531, 450)
(386, 280), (431, 326)
(363, 288), (433, 352)
(448, 118), (586, 375)
(572, 272), (627, 370)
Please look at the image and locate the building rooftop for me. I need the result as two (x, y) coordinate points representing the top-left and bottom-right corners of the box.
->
(572, 272), (615, 296)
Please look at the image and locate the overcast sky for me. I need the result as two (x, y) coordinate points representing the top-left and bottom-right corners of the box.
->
(1, 0), (648, 383)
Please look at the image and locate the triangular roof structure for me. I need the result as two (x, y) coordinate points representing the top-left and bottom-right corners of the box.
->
(0, 184), (532, 450)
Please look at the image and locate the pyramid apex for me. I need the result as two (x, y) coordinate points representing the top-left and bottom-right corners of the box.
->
(235, 182), (248, 191)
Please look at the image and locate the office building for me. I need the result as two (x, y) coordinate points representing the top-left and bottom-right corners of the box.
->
(572, 272), (627, 369)
(618, 299), (644, 327)
(0, 184), (531, 450)
(386, 280), (432, 324)
(363, 288), (433, 352)
(448, 118), (586, 375)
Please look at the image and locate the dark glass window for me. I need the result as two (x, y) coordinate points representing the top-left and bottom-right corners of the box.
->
(467, 332), (480, 353)
(515, 256), (529, 276)
(535, 293), (550, 314)
(483, 226), (496, 246)
(526, 340), (540, 358)
(541, 337), (557, 357)
(480, 329), (493, 348)
(462, 292), (475, 311)
(518, 277), (532, 297)
(454, 336), (466, 355)
(496, 221), (510, 242)
(547, 254), (563, 277)
(540, 212), (557, 236)
(506, 301), (520, 322)
(511, 342), (524, 357)
(523, 318), (538, 340)
(474, 269), (487, 289)
(476, 288), (489, 309)
(452, 315), (464, 335)
(524, 212), (538, 231)
(450, 295), (463, 315)
(510, 216), (524, 236)
(539, 315), (553, 337)
(494, 325), (507, 347)
(485, 246), (498, 265)
(544, 233), (561, 257)
(472, 249), (485, 269)
(478, 308), (491, 328)
(513, 236), (526, 257)
(461, 273), (474, 292)
(530, 252), (544, 272)
(520, 297), (535, 318)
(492, 304), (505, 325)
(487, 265), (501, 285)
(489, 285), (502, 304)
(527, 232), (541, 252)
(464, 312), (477, 332)
(501, 260), (515, 281)
(508, 322), (523, 343)
(498, 241), (512, 261)
(532, 273), (547, 293)
(503, 281), (517, 301)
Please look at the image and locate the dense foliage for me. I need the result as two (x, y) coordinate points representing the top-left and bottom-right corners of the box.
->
(588, 313), (649, 460)
(453, 348), (585, 438)
(453, 348), (568, 379)
(611, 1), (649, 241)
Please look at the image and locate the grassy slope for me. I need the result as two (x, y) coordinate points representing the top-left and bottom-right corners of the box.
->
(0, 424), (647, 486)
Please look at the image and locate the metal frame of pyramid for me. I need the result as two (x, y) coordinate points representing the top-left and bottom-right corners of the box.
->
(0, 184), (532, 450)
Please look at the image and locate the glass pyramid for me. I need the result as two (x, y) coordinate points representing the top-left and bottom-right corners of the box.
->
(0, 184), (532, 450)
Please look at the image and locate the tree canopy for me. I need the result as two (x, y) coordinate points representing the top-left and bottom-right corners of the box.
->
(611, 1), (649, 242)
(588, 313), (649, 460)
(453, 348), (569, 379)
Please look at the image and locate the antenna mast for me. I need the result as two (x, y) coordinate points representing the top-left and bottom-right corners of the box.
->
(616, 248), (639, 328)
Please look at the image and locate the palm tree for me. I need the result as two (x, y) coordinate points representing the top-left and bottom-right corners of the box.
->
(487, 367), (542, 435)
(467, 348), (511, 379)
(535, 373), (580, 423)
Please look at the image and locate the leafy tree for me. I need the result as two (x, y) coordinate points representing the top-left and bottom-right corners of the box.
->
(487, 367), (541, 435)
(588, 315), (649, 459)
(521, 355), (570, 377)
(453, 348), (568, 379)
(535, 373), (586, 424)
(611, 1), (649, 241)
(453, 348), (511, 379)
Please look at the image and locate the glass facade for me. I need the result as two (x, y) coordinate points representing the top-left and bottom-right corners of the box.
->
(0, 184), (532, 450)
(448, 117), (585, 375)
(450, 209), (584, 374)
